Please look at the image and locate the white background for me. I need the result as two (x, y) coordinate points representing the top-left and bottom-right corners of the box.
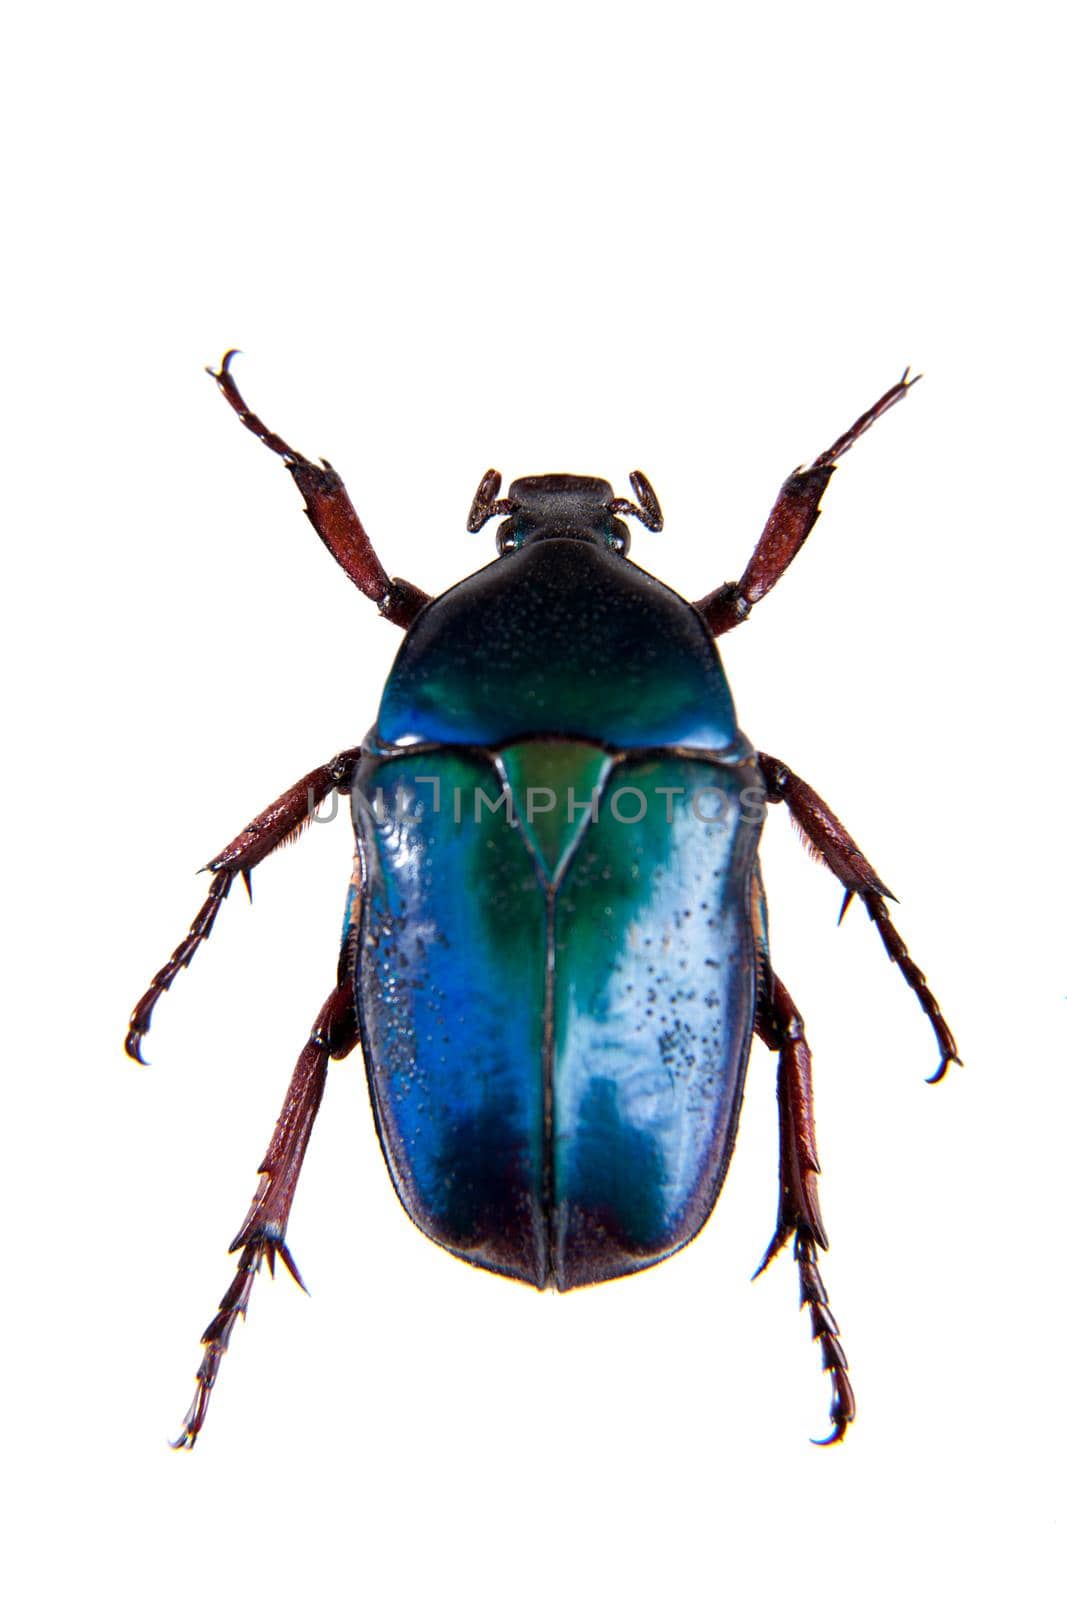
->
(5, 4), (1063, 1595)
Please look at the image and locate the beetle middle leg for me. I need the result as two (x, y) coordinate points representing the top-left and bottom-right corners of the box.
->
(696, 371), (918, 637)
(170, 974), (359, 1449)
(758, 751), (961, 1083)
(754, 969), (855, 1445)
(210, 351), (431, 627)
(126, 747), (361, 1061)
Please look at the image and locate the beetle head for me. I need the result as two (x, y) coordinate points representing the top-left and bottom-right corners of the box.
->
(467, 470), (663, 555)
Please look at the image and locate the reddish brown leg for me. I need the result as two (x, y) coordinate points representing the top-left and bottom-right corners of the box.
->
(696, 371), (919, 637)
(755, 971), (855, 1446)
(210, 352), (430, 627)
(171, 979), (360, 1449)
(758, 751), (961, 1084)
(126, 748), (360, 1062)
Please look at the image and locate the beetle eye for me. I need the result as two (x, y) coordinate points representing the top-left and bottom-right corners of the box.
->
(609, 525), (631, 556)
(496, 522), (518, 555)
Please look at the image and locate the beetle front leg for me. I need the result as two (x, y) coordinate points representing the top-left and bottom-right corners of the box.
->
(210, 352), (431, 627)
(758, 751), (961, 1083)
(126, 748), (360, 1061)
(755, 970), (855, 1446)
(171, 977), (359, 1450)
(696, 372), (918, 637)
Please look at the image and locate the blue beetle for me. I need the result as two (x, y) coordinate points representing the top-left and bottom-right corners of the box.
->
(128, 356), (959, 1447)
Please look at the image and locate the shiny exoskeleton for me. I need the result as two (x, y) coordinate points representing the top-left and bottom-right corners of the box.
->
(128, 356), (960, 1448)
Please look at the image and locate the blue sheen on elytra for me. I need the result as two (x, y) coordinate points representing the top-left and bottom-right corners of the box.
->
(551, 759), (760, 1286)
(355, 750), (550, 1284)
(376, 538), (741, 752)
(353, 742), (763, 1289)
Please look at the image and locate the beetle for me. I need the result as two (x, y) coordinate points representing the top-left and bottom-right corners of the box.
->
(128, 354), (960, 1448)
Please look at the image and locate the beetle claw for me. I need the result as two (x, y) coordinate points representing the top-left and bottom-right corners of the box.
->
(926, 1051), (962, 1086)
(812, 1363), (856, 1446)
(126, 1028), (148, 1065)
(206, 347), (241, 381)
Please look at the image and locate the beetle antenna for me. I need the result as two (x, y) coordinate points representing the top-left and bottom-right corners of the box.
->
(609, 470), (664, 532)
(467, 468), (516, 532)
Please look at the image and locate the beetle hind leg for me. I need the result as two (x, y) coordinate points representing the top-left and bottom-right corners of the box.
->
(755, 970), (856, 1446)
(171, 977), (359, 1449)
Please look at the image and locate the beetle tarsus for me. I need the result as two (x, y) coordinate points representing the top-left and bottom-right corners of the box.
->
(796, 1232), (856, 1446)
(861, 891), (962, 1082)
(170, 1239), (261, 1450)
(810, 369), (918, 472)
(126, 870), (235, 1062)
(171, 980), (359, 1448)
(210, 349), (306, 466)
(756, 970), (854, 1444)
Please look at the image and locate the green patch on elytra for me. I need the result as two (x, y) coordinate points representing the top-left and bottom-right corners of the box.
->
(499, 740), (615, 885)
